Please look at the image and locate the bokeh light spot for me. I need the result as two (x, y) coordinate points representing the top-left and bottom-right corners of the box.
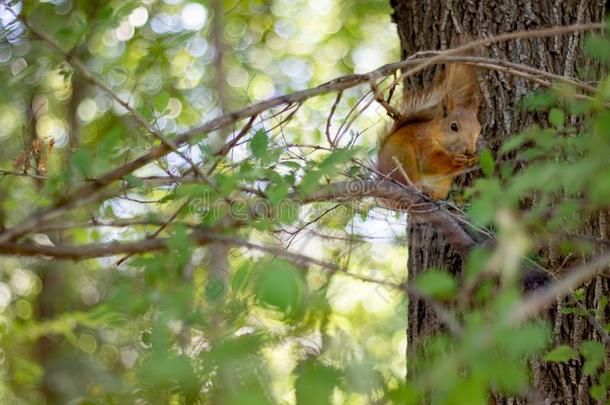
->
(0, 283), (11, 313)
(129, 7), (149, 27)
(250, 75), (275, 100)
(181, 3), (207, 31)
(77, 98), (98, 123)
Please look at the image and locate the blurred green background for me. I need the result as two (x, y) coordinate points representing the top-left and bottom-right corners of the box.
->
(0, 1), (410, 404)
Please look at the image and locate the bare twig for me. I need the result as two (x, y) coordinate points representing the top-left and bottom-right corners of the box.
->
(370, 79), (402, 119)
(391, 156), (417, 189)
(393, 23), (603, 91)
(507, 251), (610, 325)
(325, 91), (343, 148)
(334, 90), (373, 145)
(0, 227), (465, 333)
(113, 200), (189, 267)
(207, 114), (258, 175)
(298, 179), (476, 256)
(0, 169), (47, 180)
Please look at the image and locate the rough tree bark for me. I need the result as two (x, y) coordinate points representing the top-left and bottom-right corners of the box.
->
(389, 0), (609, 403)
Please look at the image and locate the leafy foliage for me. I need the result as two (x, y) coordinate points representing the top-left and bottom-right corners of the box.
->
(0, 1), (608, 404)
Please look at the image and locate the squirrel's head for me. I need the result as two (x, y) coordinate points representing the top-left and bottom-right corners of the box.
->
(436, 91), (481, 155)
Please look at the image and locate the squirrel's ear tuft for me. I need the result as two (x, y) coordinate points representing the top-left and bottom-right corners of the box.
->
(463, 91), (479, 110)
(444, 63), (480, 111)
(470, 92), (480, 109)
(442, 33), (482, 111)
(442, 94), (455, 113)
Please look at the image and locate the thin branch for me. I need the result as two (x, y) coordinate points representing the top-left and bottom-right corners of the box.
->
(325, 91), (343, 148)
(206, 114), (258, 176)
(507, 251), (610, 325)
(14, 12), (212, 184)
(393, 23), (603, 90)
(35, 218), (171, 232)
(337, 92), (375, 145)
(391, 156), (417, 189)
(297, 179), (476, 256)
(0, 169), (47, 180)
(370, 79), (401, 120)
(113, 200), (189, 267)
(0, 227), (464, 334)
(403, 54), (596, 94)
(0, 230), (402, 289)
(213, 114), (257, 158)
(0, 23), (603, 244)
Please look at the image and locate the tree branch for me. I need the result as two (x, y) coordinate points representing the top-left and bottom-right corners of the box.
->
(0, 23), (602, 244)
(14, 12), (211, 183)
(298, 180), (476, 256)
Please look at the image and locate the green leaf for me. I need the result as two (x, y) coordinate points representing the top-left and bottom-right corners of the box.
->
(548, 108), (565, 128)
(493, 360), (529, 393)
(444, 376), (487, 404)
(215, 173), (238, 196)
(115, 1), (140, 19)
(589, 170), (610, 206)
(137, 354), (199, 402)
(250, 129), (269, 158)
(522, 90), (556, 110)
(584, 35), (610, 64)
(345, 361), (383, 394)
(500, 133), (528, 154)
(295, 360), (341, 405)
(255, 259), (306, 315)
(277, 200), (299, 225)
(543, 345), (578, 362)
(467, 178), (503, 226)
(99, 127), (123, 158)
(124, 174), (144, 188)
(70, 148), (93, 177)
(232, 261), (252, 293)
(500, 322), (550, 357)
(281, 161), (302, 171)
(600, 371), (610, 386)
(318, 148), (355, 173)
(580, 340), (605, 375)
(266, 180), (289, 204)
(387, 384), (423, 404)
(414, 269), (457, 300)
(167, 225), (192, 270)
(55, 28), (78, 48)
(590, 385), (606, 401)
(479, 148), (495, 176)
(98, 6), (114, 21)
(299, 170), (323, 196)
(464, 246), (492, 282)
(153, 91), (170, 112)
(297, 149), (356, 196)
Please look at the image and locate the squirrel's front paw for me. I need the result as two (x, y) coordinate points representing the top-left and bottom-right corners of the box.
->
(419, 184), (435, 198)
(452, 153), (479, 167)
(466, 154), (479, 166)
(452, 154), (469, 166)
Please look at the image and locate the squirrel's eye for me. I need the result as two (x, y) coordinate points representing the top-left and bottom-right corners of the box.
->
(450, 123), (459, 132)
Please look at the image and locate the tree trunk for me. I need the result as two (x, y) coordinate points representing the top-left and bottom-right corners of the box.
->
(390, 0), (608, 403)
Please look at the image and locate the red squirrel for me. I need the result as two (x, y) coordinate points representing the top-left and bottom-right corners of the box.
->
(377, 63), (481, 200)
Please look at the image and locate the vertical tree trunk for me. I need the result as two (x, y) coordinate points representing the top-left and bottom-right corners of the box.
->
(390, 0), (608, 402)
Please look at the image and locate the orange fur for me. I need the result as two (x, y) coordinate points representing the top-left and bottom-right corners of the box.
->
(378, 63), (481, 200)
